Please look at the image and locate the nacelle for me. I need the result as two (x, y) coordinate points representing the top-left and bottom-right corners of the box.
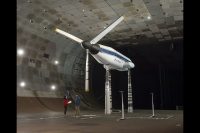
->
(81, 41), (100, 54)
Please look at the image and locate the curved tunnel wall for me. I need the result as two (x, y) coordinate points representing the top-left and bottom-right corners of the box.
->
(17, 28), (101, 113)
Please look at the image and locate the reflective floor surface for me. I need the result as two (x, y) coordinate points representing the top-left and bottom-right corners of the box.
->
(17, 110), (183, 133)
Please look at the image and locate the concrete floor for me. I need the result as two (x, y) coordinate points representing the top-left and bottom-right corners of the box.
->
(17, 110), (183, 133)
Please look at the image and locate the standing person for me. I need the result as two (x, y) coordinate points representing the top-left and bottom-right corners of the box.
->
(75, 95), (81, 117)
(64, 96), (69, 116)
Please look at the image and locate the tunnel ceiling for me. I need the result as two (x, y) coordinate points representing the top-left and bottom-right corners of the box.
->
(17, 0), (183, 48)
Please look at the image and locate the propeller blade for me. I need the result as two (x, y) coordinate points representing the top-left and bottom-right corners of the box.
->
(85, 49), (89, 92)
(90, 16), (124, 44)
(55, 28), (83, 44)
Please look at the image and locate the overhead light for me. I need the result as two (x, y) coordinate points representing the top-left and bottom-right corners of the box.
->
(30, 19), (33, 23)
(43, 9), (47, 12)
(17, 48), (24, 56)
(54, 60), (59, 65)
(20, 81), (26, 87)
(27, 0), (32, 3)
(147, 16), (151, 20)
(51, 85), (56, 90)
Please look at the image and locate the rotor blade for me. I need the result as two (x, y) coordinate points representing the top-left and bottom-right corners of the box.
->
(90, 16), (124, 44)
(85, 49), (89, 92)
(55, 28), (83, 44)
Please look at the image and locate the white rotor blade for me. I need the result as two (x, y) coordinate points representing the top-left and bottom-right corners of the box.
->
(90, 16), (124, 44)
(85, 49), (89, 92)
(55, 28), (83, 44)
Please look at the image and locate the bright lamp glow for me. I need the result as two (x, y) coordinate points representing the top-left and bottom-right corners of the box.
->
(51, 85), (56, 90)
(20, 81), (26, 87)
(17, 49), (24, 56)
(54, 60), (59, 65)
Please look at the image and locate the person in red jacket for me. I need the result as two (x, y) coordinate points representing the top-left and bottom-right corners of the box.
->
(64, 96), (69, 115)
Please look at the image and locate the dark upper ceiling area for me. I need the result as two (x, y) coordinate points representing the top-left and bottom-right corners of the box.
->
(17, 0), (183, 47)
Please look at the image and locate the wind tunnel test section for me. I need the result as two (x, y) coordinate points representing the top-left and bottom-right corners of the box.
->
(17, 0), (183, 133)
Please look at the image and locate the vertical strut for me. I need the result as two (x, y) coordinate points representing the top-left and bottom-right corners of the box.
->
(105, 67), (112, 114)
(128, 69), (133, 113)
